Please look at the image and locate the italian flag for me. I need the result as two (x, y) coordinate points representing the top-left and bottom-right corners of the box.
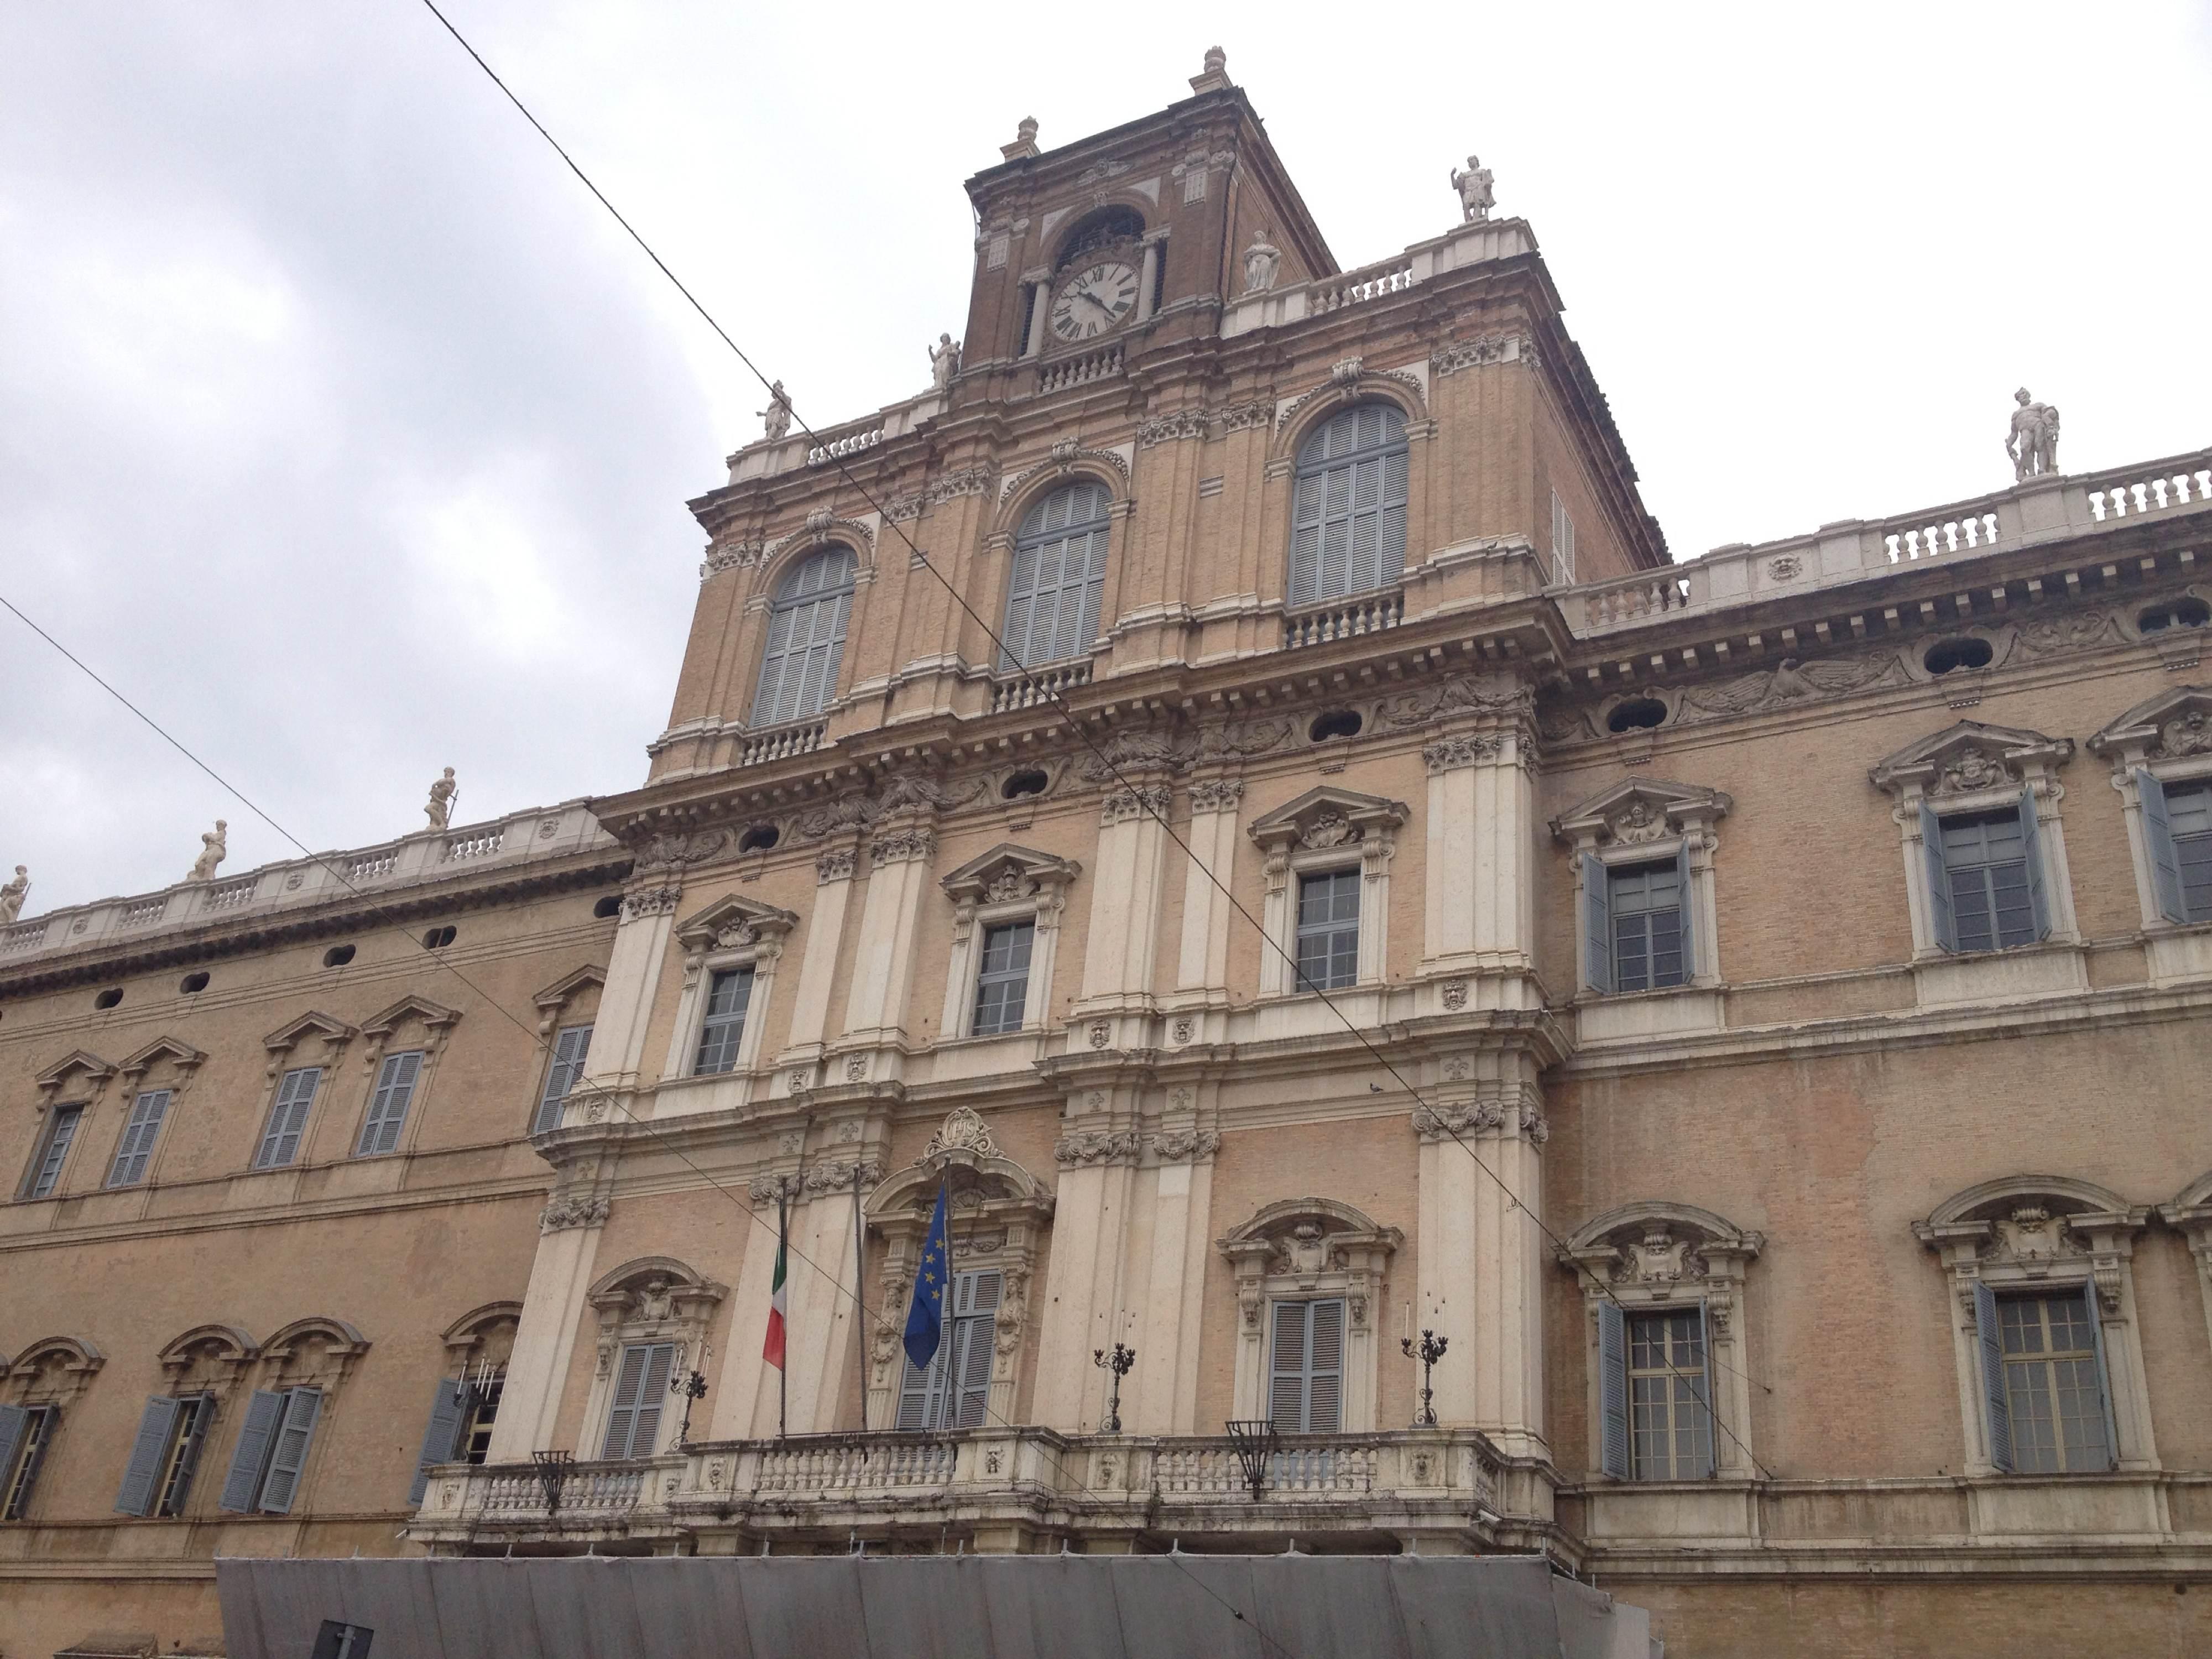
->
(763, 1228), (788, 1369)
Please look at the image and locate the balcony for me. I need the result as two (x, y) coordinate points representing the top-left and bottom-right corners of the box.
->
(408, 1427), (1515, 1554)
(1283, 588), (1404, 649)
(990, 658), (1092, 714)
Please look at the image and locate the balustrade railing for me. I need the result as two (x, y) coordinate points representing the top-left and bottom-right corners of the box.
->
(1579, 570), (1692, 628)
(735, 718), (827, 768)
(1, 923), (46, 956)
(2089, 464), (2212, 521)
(1284, 589), (1403, 649)
(991, 659), (1091, 713)
(202, 877), (259, 911)
(1312, 258), (1415, 314)
(808, 426), (883, 467)
(346, 851), (399, 882)
(1037, 345), (1122, 395)
(444, 828), (504, 862)
(119, 898), (167, 927)
(755, 1437), (958, 1494)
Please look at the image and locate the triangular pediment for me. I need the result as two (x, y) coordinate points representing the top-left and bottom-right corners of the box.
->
(34, 1050), (115, 1093)
(1869, 720), (2072, 795)
(1246, 785), (1408, 852)
(533, 963), (606, 1011)
(940, 842), (1082, 905)
(673, 894), (799, 953)
(360, 993), (461, 1038)
(2087, 684), (2212, 763)
(1552, 778), (1732, 846)
(262, 1011), (358, 1053)
(117, 1036), (207, 1077)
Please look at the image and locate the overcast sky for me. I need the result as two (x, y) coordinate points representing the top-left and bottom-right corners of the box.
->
(4, 2), (2208, 915)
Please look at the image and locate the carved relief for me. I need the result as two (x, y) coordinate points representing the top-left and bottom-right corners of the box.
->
(816, 847), (858, 883)
(870, 827), (937, 866)
(1422, 733), (1501, 773)
(700, 541), (765, 578)
(1102, 784), (1174, 826)
(1054, 1129), (1141, 1166)
(1150, 1128), (1220, 1162)
(1678, 653), (1906, 720)
(1430, 333), (1530, 377)
(622, 886), (682, 920)
(924, 1106), (999, 1161)
(1931, 747), (2016, 796)
(539, 1192), (611, 1233)
(1188, 778), (1245, 813)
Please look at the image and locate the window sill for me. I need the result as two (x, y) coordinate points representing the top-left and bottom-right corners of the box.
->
(2142, 924), (2212, 987)
(1912, 940), (2087, 1008)
(1575, 984), (1724, 1045)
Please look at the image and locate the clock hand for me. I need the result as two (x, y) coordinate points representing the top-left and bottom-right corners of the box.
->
(1076, 288), (1117, 316)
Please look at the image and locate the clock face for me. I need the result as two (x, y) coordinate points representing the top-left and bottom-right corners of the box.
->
(1049, 259), (1140, 343)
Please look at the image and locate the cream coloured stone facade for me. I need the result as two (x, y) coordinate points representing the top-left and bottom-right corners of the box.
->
(7, 60), (2212, 1659)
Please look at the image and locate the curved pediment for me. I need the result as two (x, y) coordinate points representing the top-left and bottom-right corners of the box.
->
(1559, 1201), (1765, 1287)
(532, 964), (606, 1011)
(2087, 683), (2212, 764)
(865, 1107), (1053, 1223)
(262, 1316), (370, 1361)
(1920, 1173), (2142, 1230)
(158, 1323), (257, 1369)
(673, 893), (800, 954)
(1217, 1196), (1402, 1266)
(1869, 720), (2072, 796)
(1552, 778), (1733, 847)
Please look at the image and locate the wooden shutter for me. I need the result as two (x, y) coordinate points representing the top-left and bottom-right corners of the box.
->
(1694, 1299), (1718, 1478)
(628, 1344), (675, 1457)
(1580, 853), (1613, 993)
(1673, 838), (1697, 979)
(953, 1270), (1003, 1430)
(2079, 1280), (2120, 1471)
(750, 602), (799, 726)
(108, 1089), (171, 1186)
(2017, 788), (2051, 938)
(1597, 1302), (1629, 1479)
(2136, 769), (2189, 922)
(1306, 1299), (1344, 1433)
(895, 1352), (939, 1431)
(1000, 540), (1040, 669)
(410, 1379), (478, 1505)
(1269, 1301), (1310, 1432)
(1919, 799), (1957, 952)
(116, 1395), (181, 1516)
(535, 1025), (593, 1134)
(219, 1389), (288, 1512)
(258, 1067), (320, 1168)
(258, 1387), (322, 1514)
(359, 1051), (422, 1156)
(1289, 475), (1323, 606)
(6, 1405), (55, 1519)
(0, 1405), (26, 1504)
(1973, 1280), (2013, 1474)
(601, 1344), (650, 1460)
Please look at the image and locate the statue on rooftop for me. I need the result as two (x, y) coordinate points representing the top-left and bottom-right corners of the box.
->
(2006, 388), (2060, 481)
(1451, 155), (1495, 223)
(759, 380), (792, 442)
(425, 766), (458, 831)
(928, 333), (962, 390)
(189, 821), (228, 883)
(1241, 230), (1282, 295)
(0, 865), (27, 925)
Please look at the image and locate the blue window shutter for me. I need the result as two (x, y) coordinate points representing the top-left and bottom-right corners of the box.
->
(1306, 1298), (1345, 1434)
(1694, 1298), (1718, 1478)
(116, 1395), (182, 1516)
(953, 1270), (1003, 1430)
(218, 1389), (287, 1512)
(1674, 837), (1697, 980)
(1973, 1280), (2013, 1474)
(257, 1388), (322, 1514)
(0, 1405), (27, 1503)
(1581, 853), (1613, 993)
(410, 1379), (477, 1506)
(895, 1352), (937, 1431)
(2136, 769), (2189, 923)
(1919, 799), (1957, 952)
(628, 1344), (675, 1458)
(2080, 1280), (2120, 1471)
(1270, 1301), (1311, 1432)
(602, 1344), (650, 1459)
(999, 542), (1039, 669)
(1598, 1302), (1629, 1479)
(2017, 787), (2051, 939)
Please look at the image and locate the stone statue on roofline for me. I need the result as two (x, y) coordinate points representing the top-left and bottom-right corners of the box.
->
(928, 333), (962, 390)
(425, 766), (458, 830)
(1452, 155), (1495, 223)
(189, 820), (227, 883)
(0, 865), (27, 924)
(1241, 230), (1282, 295)
(758, 380), (792, 442)
(2007, 387), (2060, 481)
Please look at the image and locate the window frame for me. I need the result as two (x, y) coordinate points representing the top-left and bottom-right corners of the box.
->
(354, 1049), (425, 1158)
(749, 542), (857, 729)
(894, 1267), (1003, 1432)
(1286, 401), (1410, 610)
(1621, 1305), (1716, 1481)
(999, 480), (1112, 671)
(533, 1022), (595, 1132)
(0, 1402), (58, 1520)
(1267, 1296), (1347, 1434)
(969, 919), (1037, 1036)
(1248, 790), (1407, 1003)
(104, 1087), (174, 1188)
(937, 847), (1080, 1044)
(254, 1066), (322, 1170)
(20, 1102), (85, 1200)
(1219, 1200), (1398, 1434)
(1554, 785), (1729, 1003)
(1292, 868), (1361, 993)
(664, 899), (796, 1094)
(115, 1391), (216, 1519)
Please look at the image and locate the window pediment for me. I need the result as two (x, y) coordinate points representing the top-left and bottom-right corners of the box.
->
(262, 1011), (357, 1055)
(532, 964), (606, 1013)
(1559, 1201), (1763, 1297)
(940, 843), (1082, 911)
(1870, 720), (2073, 800)
(34, 1050), (115, 1101)
(1552, 778), (1733, 851)
(1246, 786), (1408, 856)
(361, 995), (461, 1041)
(1218, 1196), (1402, 1271)
(673, 894), (799, 957)
(2, 1335), (105, 1406)
(2087, 684), (2212, 768)
(117, 1036), (207, 1082)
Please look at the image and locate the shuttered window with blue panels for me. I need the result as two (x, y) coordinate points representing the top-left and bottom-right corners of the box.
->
(1288, 403), (1408, 608)
(1295, 869), (1361, 992)
(970, 921), (1035, 1036)
(356, 1051), (423, 1156)
(2136, 770), (2212, 923)
(254, 1067), (321, 1170)
(1269, 1298), (1345, 1434)
(1928, 799), (2047, 953)
(1000, 482), (1111, 670)
(750, 546), (855, 728)
(602, 1342), (676, 1460)
(1975, 1284), (2117, 1475)
(896, 1268), (1003, 1431)
(1607, 848), (1693, 992)
(533, 1024), (594, 1133)
(692, 968), (754, 1076)
(218, 1387), (324, 1514)
(1624, 1307), (1714, 1480)
(0, 1404), (58, 1520)
(114, 1393), (214, 1517)
(24, 1103), (83, 1199)
(105, 1089), (171, 1188)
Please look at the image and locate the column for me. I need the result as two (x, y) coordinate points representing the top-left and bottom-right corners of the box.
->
(1074, 783), (1172, 1042)
(1127, 1118), (1217, 1434)
(1021, 275), (1051, 358)
(1030, 1138), (1143, 1430)
(1421, 725), (1538, 993)
(575, 885), (681, 1102)
(487, 1209), (607, 1460)
(1171, 779), (1240, 1010)
(776, 840), (859, 1064)
(1135, 235), (1165, 323)
(839, 823), (936, 1050)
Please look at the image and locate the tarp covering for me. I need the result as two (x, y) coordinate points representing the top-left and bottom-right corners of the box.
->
(217, 1554), (1655, 1659)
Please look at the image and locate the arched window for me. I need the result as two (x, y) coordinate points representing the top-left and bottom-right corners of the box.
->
(1289, 403), (1409, 608)
(1000, 482), (1111, 670)
(752, 546), (855, 727)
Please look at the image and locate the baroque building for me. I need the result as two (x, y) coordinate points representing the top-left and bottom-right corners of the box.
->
(6, 53), (2212, 1659)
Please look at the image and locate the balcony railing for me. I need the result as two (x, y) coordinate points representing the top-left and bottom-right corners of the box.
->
(990, 659), (1091, 713)
(1284, 589), (1404, 649)
(734, 717), (827, 768)
(408, 1428), (1504, 1548)
(1037, 345), (1122, 395)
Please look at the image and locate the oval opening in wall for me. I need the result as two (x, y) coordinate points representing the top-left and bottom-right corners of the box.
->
(1606, 697), (1667, 733)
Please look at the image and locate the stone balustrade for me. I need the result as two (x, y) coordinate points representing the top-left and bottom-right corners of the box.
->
(1037, 343), (1123, 395)
(990, 659), (1092, 713)
(734, 717), (828, 768)
(0, 801), (614, 970)
(1569, 446), (2212, 638)
(1221, 217), (1535, 339)
(727, 389), (949, 484)
(407, 1428), (1507, 1552)
(807, 425), (883, 467)
(1284, 588), (1404, 649)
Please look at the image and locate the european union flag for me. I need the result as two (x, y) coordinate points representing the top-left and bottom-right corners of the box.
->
(902, 1181), (951, 1373)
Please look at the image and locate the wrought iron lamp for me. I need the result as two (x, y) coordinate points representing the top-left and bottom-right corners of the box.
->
(1401, 1328), (1448, 1427)
(672, 1354), (710, 1447)
(1093, 1343), (1135, 1434)
(530, 1448), (573, 1512)
(1224, 1419), (1280, 1503)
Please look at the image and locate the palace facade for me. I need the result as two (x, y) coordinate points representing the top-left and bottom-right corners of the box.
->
(6, 55), (2211, 1659)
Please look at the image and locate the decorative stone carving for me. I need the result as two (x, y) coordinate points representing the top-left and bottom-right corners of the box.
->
(816, 847), (857, 883)
(1298, 810), (1357, 849)
(870, 827), (936, 865)
(1102, 784), (1173, 826)
(1932, 747), (2015, 796)
(1001, 116), (1040, 161)
(0, 864), (27, 924)
(802, 1159), (881, 1195)
(1329, 356), (1365, 388)
(1607, 797), (1672, 845)
(1766, 555), (1803, 581)
(639, 829), (732, 870)
(1139, 410), (1209, 447)
(2020, 612), (2115, 657)
(844, 1054), (868, 1082)
(1193, 719), (1295, 763)
(983, 867), (1035, 904)
(1188, 779), (1245, 813)
(925, 1106), (998, 1161)
(1241, 231), (1282, 294)
(1870, 720), (2072, 803)
(1440, 979), (1468, 1010)
(701, 540), (765, 577)
(1430, 333), (1530, 377)
(424, 767), (457, 830)
(1422, 733), (1500, 773)
(1151, 1128), (1220, 1162)
(1678, 653), (1906, 719)
(747, 1172), (796, 1206)
(928, 333), (962, 390)
(1087, 1023), (1111, 1049)
(2162, 709), (2212, 758)
(1413, 1098), (1504, 1140)
(1519, 1100), (1550, 1145)
(1374, 674), (1528, 729)
(622, 886), (681, 920)
(188, 820), (228, 883)
(758, 380), (792, 442)
(1054, 1129), (1141, 1166)
(2006, 387), (2060, 481)
(1216, 400), (1274, 433)
(1078, 731), (1183, 782)
(1451, 154), (1495, 222)
(1171, 1016), (1194, 1044)
(539, 1192), (611, 1233)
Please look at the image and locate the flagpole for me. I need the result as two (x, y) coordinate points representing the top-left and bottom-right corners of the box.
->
(776, 1189), (789, 1442)
(852, 1160), (869, 1432)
